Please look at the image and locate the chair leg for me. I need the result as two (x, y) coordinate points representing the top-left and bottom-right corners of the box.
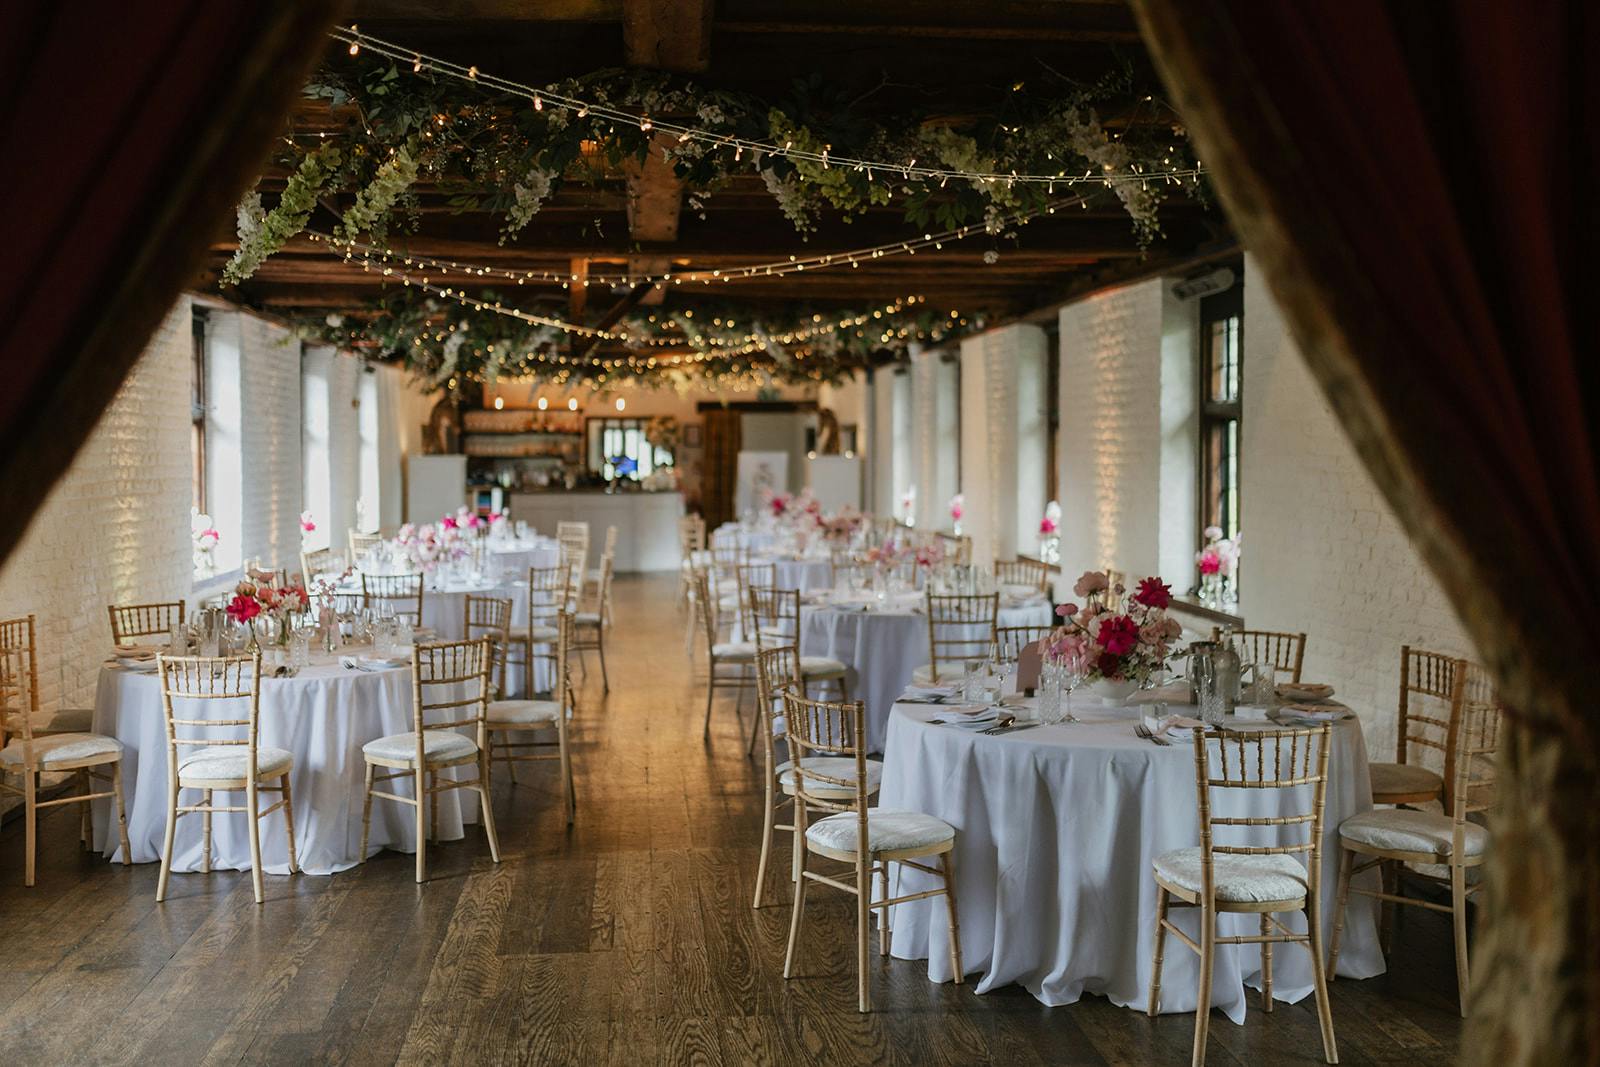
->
(478, 752), (502, 863)
(280, 774), (299, 875)
(1191, 906), (1216, 1067)
(157, 782), (179, 902)
(702, 656), (717, 738)
(247, 780), (265, 905)
(559, 721), (575, 826)
(753, 781), (776, 909)
(1148, 886), (1170, 1016)
(1379, 859), (1396, 956)
(1261, 913), (1274, 1012)
(78, 769), (91, 848)
(359, 762), (375, 859)
(856, 852), (872, 1012)
(1305, 897), (1340, 1063)
(1451, 863), (1470, 1017)
(1327, 847), (1354, 979)
(877, 862), (891, 957)
(413, 766), (427, 883)
(112, 761), (131, 865)
(940, 852), (964, 984)
(428, 770), (440, 844)
(783, 820), (808, 978)
(505, 737), (520, 786)
(596, 630), (609, 692)
(201, 788), (213, 874)
(23, 770), (37, 888)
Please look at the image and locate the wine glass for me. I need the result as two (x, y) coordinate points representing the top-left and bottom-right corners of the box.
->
(1061, 646), (1089, 723)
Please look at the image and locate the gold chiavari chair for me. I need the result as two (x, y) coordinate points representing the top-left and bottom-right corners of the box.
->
(484, 609), (576, 823)
(1103, 569), (1127, 611)
(751, 645), (883, 910)
(1148, 724), (1337, 1066)
(994, 623), (1055, 665)
(582, 524), (619, 616)
(993, 557), (1052, 595)
(911, 592), (1000, 685)
(782, 689), (962, 1012)
(1236, 630), (1308, 684)
(555, 520), (590, 543)
(745, 586), (848, 756)
(108, 600), (186, 646)
(0, 613), (91, 736)
(359, 638), (501, 882)
(734, 560), (776, 631)
(1327, 663), (1498, 1016)
(695, 569), (757, 738)
(677, 514), (706, 610)
(348, 529), (382, 560)
(557, 534), (589, 604)
(0, 628), (131, 887)
(710, 541), (749, 619)
(154, 652), (297, 904)
(464, 594), (515, 698)
(1366, 646), (1462, 808)
(300, 546), (335, 586)
(361, 571), (424, 627)
(572, 553), (614, 692)
(509, 562), (571, 700)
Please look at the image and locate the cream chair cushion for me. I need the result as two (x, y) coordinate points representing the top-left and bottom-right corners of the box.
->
(805, 809), (955, 856)
(799, 656), (848, 678)
(363, 731), (478, 766)
(487, 699), (561, 725)
(1367, 761), (1443, 800)
(0, 732), (123, 768)
(178, 744), (292, 782)
(1153, 847), (1310, 903)
(1339, 809), (1488, 858)
(712, 641), (758, 661)
(778, 756), (883, 798)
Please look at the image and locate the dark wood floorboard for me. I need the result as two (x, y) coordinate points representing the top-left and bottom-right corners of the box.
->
(0, 574), (1465, 1065)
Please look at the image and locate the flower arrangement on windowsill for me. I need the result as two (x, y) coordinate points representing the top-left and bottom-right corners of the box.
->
(1196, 526), (1241, 609)
(1047, 570), (1182, 697)
(949, 493), (965, 537)
(192, 510), (221, 580)
(1038, 501), (1061, 565)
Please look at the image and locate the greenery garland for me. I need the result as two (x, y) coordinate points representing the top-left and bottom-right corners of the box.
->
(293, 291), (972, 393)
(225, 56), (1202, 285)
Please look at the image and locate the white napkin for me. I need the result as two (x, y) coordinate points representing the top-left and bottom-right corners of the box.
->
(904, 684), (958, 699)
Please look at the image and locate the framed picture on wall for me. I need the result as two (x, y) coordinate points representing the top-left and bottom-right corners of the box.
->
(683, 423), (703, 447)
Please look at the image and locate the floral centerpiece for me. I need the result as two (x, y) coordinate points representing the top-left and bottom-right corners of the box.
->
(1047, 570), (1182, 701)
(1196, 526), (1242, 607)
(393, 516), (473, 573)
(1038, 501), (1061, 565)
(914, 538), (946, 570)
(820, 507), (864, 545)
(226, 578), (310, 653)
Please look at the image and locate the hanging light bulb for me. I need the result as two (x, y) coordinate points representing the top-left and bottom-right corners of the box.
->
(567, 398), (579, 411)
(537, 397), (548, 410)
(615, 397), (626, 411)
(493, 396), (505, 410)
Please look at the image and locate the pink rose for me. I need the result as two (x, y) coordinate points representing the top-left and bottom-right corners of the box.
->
(1054, 602), (1079, 619)
(1073, 570), (1110, 599)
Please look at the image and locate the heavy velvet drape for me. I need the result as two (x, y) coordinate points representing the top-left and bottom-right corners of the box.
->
(0, 2), (344, 564)
(1127, 1), (1597, 1060)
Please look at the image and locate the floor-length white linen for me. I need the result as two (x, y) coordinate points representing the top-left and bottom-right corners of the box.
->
(91, 658), (483, 876)
(798, 593), (1052, 752)
(485, 537), (561, 581)
(768, 555), (834, 593)
(876, 701), (1385, 1022)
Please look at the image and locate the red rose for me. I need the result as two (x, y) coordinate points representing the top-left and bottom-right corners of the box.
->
(1134, 577), (1172, 610)
(1095, 614), (1140, 656)
(1097, 651), (1122, 678)
(226, 593), (261, 624)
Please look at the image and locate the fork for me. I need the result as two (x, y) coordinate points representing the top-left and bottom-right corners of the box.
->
(1134, 723), (1172, 746)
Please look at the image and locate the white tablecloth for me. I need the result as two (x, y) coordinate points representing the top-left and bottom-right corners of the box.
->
(764, 555), (834, 593)
(798, 592), (1053, 752)
(91, 656), (485, 876)
(485, 537), (561, 580)
(877, 700), (1385, 1022)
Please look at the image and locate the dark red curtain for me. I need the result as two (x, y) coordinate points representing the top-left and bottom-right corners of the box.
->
(1128, 0), (1596, 1057)
(0, 2), (343, 563)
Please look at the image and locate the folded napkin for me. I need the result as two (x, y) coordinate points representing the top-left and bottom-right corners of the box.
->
(1276, 703), (1351, 722)
(1127, 680), (1194, 706)
(1276, 682), (1336, 703)
(904, 684), (958, 699)
(1161, 715), (1206, 740)
(113, 645), (158, 660)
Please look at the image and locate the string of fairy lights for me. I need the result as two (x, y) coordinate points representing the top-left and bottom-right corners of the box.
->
(327, 25), (1206, 193)
(303, 197), (1076, 291)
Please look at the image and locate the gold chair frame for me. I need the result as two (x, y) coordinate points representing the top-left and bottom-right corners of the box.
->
(109, 600), (186, 645)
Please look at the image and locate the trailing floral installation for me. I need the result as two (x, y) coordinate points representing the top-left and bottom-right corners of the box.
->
(293, 292), (967, 390)
(222, 37), (1203, 286)
(1048, 571), (1182, 685)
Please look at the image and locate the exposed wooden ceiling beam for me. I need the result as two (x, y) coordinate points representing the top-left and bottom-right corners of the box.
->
(622, 0), (712, 73)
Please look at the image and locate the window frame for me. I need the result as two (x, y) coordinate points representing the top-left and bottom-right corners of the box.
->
(191, 309), (208, 515)
(586, 416), (673, 482)
(1197, 279), (1244, 552)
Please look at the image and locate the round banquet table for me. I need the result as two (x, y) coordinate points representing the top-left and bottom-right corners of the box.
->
(764, 554), (834, 593)
(876, 699), (1385, 1022)
(797, 590), (1053, 753)
(484, 536), (561, 580)
(90, 655), (485, 876)
(712, 523), (776, 553)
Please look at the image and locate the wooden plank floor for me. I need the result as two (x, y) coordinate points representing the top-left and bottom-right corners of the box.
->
(0, 575), (1466, 1065)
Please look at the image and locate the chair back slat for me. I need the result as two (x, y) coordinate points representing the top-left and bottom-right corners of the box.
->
(1237, 630), (1307, 684)
(1450, 662), (1502, 828)
(411, 639), (493, 745)
(156, 655), (263, 771)
(922, 592), (999, 683)
(109, 600), (186, 644)
(464, 594), (514, 696)
(0, 617), (41, 761)
(783, 690), (868, 817)
(1396, 646), (1467, 792)
(993, 558), (1051, 594)
(753, 644), (802, 770)
(748, 586), (801, 650)
(995, 624), (1054, 663)
(361, 572), (424, 627)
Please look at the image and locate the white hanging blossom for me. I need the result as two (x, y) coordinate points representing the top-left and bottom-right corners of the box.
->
(502, 167), (557, 242)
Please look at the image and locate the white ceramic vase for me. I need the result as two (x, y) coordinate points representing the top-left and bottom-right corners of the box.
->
(1086, 676), (1140, 705)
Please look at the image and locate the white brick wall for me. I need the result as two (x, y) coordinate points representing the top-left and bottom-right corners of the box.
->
(1241, 263), (1473, 753)
(0, 297), (430, 717)
(0, 299), (194, 711)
